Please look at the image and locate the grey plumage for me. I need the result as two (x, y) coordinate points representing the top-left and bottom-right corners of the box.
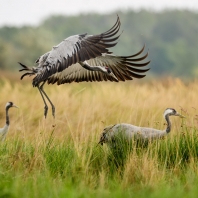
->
(19, 15), (150, 118)
(98, 108), (185, 146)
(0, 102), (18, 142)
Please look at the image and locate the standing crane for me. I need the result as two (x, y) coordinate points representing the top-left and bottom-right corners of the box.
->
(19, 15), (150, 118)
(0, 102), (18, 142)
(98, 108), (185, 146)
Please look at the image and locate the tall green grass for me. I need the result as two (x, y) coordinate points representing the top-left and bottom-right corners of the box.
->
(1, 76), (198, 197)
(1, 125), (198, 198)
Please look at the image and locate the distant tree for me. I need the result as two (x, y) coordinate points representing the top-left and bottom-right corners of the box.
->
(0, 10), (198, 78)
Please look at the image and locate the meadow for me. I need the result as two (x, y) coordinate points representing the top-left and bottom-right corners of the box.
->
(1, 73), (198, 198)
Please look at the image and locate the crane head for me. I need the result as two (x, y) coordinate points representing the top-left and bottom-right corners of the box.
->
(5, 102), (19, 109)
(163, 108), (185, 118)
(105, 67), (119, 82)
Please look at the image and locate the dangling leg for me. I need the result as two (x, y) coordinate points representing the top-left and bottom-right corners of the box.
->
(39, 81), (55, 118)
(37, 82), (49, 118)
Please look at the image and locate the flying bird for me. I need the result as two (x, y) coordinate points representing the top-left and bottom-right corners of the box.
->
(0, 102), (18, 142)
(98, 108), (185, 146)
(19, 15), (150, 118)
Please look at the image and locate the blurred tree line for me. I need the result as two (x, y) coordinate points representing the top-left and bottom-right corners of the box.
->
(0, 10), (198, 78)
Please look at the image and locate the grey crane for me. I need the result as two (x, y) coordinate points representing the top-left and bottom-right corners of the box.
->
(0, 102), (18, 142)
(98, 108), (185, 146)
(19, 15), (150, 118)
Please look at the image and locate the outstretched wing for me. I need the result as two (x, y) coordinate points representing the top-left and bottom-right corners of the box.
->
(47, 45), (150, 85)
(32, 16), (121, 86)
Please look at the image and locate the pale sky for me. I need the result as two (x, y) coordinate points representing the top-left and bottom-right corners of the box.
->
(1, 0), (198, 27)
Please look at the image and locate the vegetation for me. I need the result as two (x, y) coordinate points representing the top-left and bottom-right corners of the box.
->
(1, 75), (198, 197)
(0, 10), (198, 77)
(0, 9), (198, 197)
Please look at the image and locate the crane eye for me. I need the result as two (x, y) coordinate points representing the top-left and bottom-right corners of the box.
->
(106, 67), (112, 74)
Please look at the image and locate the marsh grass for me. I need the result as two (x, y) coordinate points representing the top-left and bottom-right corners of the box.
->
(1, 75), (198, 197)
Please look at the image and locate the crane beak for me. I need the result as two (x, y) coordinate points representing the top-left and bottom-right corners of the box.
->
(175, 112), (185, 118)
(109, 72), (119, 82)
(13, 104), (19, 108)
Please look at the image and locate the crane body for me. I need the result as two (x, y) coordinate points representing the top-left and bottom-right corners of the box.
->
(98, 108), (185, 146)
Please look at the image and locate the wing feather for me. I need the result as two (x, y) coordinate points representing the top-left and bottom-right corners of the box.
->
(47, 46), (150, 85)
(19, 16), (150, 87)
(32, 16), (121, 86)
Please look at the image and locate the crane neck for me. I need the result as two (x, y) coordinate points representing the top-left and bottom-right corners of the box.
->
(165, 114), (171, 133)
(5, 106), (10, 126)
(80, 61), (104, 72)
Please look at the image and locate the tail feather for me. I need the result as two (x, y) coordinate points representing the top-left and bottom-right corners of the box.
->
(18, 62), (35, 80)
(20, 72), (35, 80)
(18, 62), (32, 71)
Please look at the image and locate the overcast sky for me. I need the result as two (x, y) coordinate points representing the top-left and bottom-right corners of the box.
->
(1, 0), (198, 27)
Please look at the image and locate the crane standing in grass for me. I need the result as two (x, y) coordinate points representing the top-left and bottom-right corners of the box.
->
(0, 102), (18, 142)
(18, 15), (150, 118)
(98, 108), (185, 146)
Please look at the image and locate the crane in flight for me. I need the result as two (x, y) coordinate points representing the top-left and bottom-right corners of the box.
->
(19, 15), (150, 118)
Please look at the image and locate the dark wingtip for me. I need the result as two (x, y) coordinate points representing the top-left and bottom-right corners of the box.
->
(18, 62), (30, 72)
(20, 73), (26, 80)
(20, 72), (34, 80)
(18, 62), (26, 67)
(20, 73), (29, 80)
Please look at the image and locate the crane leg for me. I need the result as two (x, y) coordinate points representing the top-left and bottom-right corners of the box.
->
(37, 83), (49, 118)
(39, 81), (55, 118)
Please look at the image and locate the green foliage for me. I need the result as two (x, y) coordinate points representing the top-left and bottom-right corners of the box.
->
(44, 143), (76, 178)
(0, 10), (198, 77)
(1, 125), (198, 197)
